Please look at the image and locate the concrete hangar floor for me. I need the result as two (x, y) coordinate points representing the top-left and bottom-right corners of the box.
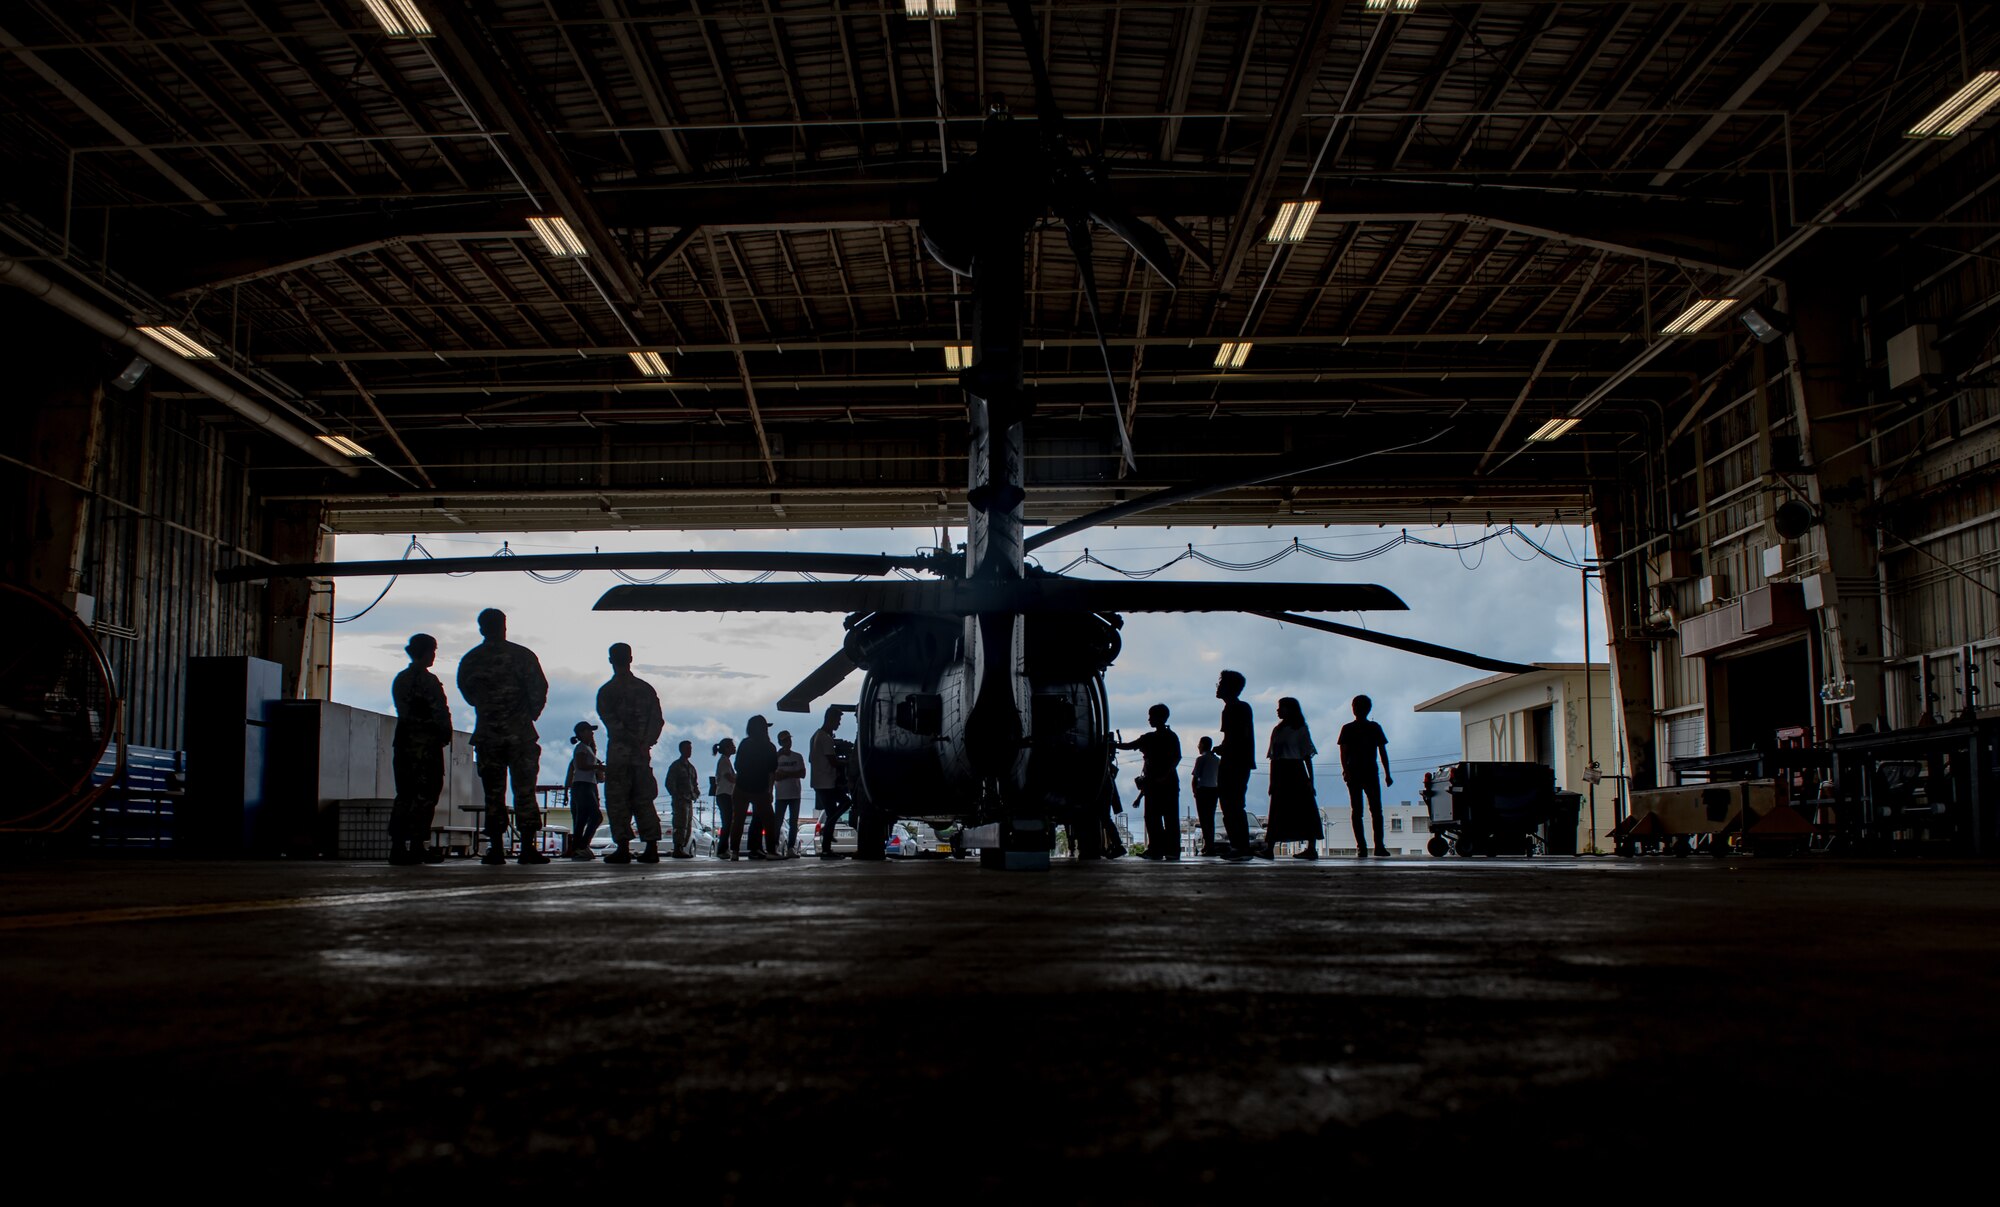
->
(3, 856), (1995, 1195)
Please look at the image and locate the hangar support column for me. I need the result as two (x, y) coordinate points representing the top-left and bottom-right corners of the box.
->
(1591, 488), (1658, 791)
(0, 303), (105, 611)
(1780, 276), (1884, 734)
(261, 501), (330, 701)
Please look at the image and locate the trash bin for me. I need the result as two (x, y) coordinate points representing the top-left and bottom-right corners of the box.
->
(1544, 790), (1583, 856)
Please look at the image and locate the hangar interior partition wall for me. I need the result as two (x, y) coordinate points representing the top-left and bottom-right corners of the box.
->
(4, 2), (2000, 800)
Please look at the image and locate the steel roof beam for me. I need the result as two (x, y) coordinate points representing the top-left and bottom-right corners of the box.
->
(1210, 0), (1348, 298)
(425, 4), (645, 304)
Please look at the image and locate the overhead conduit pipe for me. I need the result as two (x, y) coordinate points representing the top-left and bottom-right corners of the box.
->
(0, 257), (361, 478)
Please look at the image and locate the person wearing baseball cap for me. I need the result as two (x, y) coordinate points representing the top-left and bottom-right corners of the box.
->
(388, 633), (451, 865)
(733, 715), (779, 860)
(565, 721), (605, 859)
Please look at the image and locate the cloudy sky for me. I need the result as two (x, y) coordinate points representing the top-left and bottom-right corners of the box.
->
(328, 522), (1599, 816)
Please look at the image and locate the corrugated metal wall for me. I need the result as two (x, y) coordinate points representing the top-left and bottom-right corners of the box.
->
(1868, 130), (2000, 727)
(80, 390), (266, 751)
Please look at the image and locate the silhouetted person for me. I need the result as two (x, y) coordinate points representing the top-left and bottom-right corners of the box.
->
(456, 608), (549, 865)
(1339, 694), (1394, 857)
(1266, 696), (1322, 860)
(1192, 735), (1220, 856)
(1215, 670), (1256, 862)
(1117, 704), (1183, 861)
(810, 707), (848, 858)
(774, 729), (806, 857)
(388, 633), (451, 865)
(565, 721), (604, 861)
(734, 715), (779, 860)
(713, 738), (739, 860)
(598, 642), (666, 865)
(666, 740), (700, 858)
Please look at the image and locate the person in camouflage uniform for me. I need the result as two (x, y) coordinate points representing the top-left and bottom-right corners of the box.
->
(456, 608), (550, 865)
(665, 739), (700, 858)
(388, 633), (451, 865)
(596, 642), (666, 865)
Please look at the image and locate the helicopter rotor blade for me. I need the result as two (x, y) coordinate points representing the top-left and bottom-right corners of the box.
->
(596, 578), (1406, 615)
(213, 549), (938, 585)
(1256, 611), (1539, 675)
(1064, 214), (1137, 472)
(776, 647), (861, 714)
(1023, 428), (1452, 554)
(1005, 0), (1064, 135)
(1081, 188), (1179, 290)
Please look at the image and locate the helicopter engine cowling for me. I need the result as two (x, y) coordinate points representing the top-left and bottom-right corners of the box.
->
(847, 611), (1120, 827)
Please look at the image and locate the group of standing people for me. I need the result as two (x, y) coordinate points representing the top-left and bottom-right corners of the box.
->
(1098, 670), (1395, 862)
(388, 613), (1393, 868)
(707, 708), (855, 861)
(387, 615), (857, 867)
(388, 609), (687, 865)
(387, 608), (556, 866)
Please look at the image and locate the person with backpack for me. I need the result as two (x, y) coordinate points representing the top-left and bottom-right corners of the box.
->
(665, 739), (701, 859)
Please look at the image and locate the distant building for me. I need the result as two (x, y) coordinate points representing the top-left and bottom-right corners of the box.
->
(1415, 662), (1620, 853)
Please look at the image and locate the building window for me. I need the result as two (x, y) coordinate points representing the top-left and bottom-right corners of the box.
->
(1412, 817), (1428, 832)
(1391, 817), (1403, 832)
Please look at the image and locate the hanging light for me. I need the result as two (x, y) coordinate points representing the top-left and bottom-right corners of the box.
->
(1661, 297), (1739, 335)
(316, 434), (372, 458)
(361, 0), (433, 38)
(1214, 341), (1253, 369)
(1527, 416), (1581, 442)
(1364, 0), (1420, 11)
(943, 344), (972, 370)
(904, 0), (957, 18)
(628, 351), (672, 378)
(527, 215), (588, 257)
(137, 325), (217, 358)
(1906, 71), (2000, 139)
(1266, 199), (1321, 244)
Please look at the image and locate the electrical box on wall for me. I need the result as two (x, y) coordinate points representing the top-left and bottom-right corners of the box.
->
(1649, 548), (1694, 583)
(1887, 324), (1941, 389)
(1697, 575), (1725, 607)
(1761, 544), (1791, 578)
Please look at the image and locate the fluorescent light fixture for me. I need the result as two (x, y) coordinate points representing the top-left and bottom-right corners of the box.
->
(1364, 0), (1420, 11)
(1267, 198), (1321, 244)
(137, 325), (217, 359)
(361, 0), (433, 38)
(1527, 416), (1581, 442)
(527, 215), (588, 257)
(628, 351), (672, 378)
(904, 0), (957, 17)
(1213, 341), (1252, 369)
(316, 433), (372, 458)
(1661, 297), (1738, 335)
(1907, 70), (2000, 139)
(943, 344), (972, 370)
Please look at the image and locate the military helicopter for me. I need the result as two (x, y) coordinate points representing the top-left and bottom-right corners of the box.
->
(222, 2), (1533, 869)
